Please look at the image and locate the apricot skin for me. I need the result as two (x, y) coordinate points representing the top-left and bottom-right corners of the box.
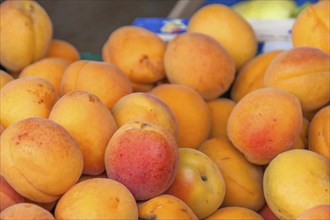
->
(227, 88), (303, 165)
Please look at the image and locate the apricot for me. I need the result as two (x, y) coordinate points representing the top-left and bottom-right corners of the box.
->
(230, 50), (283, 102)
(308, 105), (330, 160)
(150, 84), (211, 148)
(60, 60), (132, 110)
(0, 77), (58, 128)
(0, 70), (14, 88)
(264, 149), (330, 219)
(205, 207), (263, 220)
(0, 203), (55, 220)
(164, 32), (236, 100)
(207, 98), (236, 138)
(0, 117), (83, 203)
(227, 87), (302, 165)
(19, 57), (69, 95)
(102, 25), (166, 84)
(0, 175), (25, 212)
(199, 137), (265, 211)
(291, 0), (330, 54)
(296, 204), (330, 220)
(165, 148), (225, 219)
(258, 204), (279, 220)
(49, 90), (118, 175)
(112, 92), (178, 139)
(105, 120), (179, 201)
(264, 47), (330, 112)
(45, 39), (80, 63)
(55, 178), (138, 219)
(187, 3), (258, 69)
(0, 0), (53, 72)
(138, 194), (198, 220)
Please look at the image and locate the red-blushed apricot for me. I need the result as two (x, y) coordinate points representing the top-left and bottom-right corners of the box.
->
(104, 120), (179, 201)
(227, 87), (303, 165)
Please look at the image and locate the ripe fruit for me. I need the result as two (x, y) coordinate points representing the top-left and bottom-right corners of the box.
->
(0, 203), (55, 220)
(55, 178), (138, 219)
(112, 92), (178, 139)
(49, 90), (118, 175)
(187, 3), (257, 69)
(164, 32), (236, 100)
(138, 194), (198, 220)
(291, 0), (330, 54)
(0, 77), (58, 128)
(19, 57), (69, 95)
(230, 50), (283, 102)
(60, 60), (132, 110)
(104, 120), (179, 201)
(199, 137), (265, 211)
(102, 25), (166, 84)
(264, 46), (330, 112)
(227, 87), (303, 165)
(0, 0), (53, 72)
(0, 117), (83, 203)
(205, 206), (263, 220)
(264, 149), (330, 219)
(165, 148), (226, 219)
(150, 84), (211, 149)
(45, 39), (80, 63)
